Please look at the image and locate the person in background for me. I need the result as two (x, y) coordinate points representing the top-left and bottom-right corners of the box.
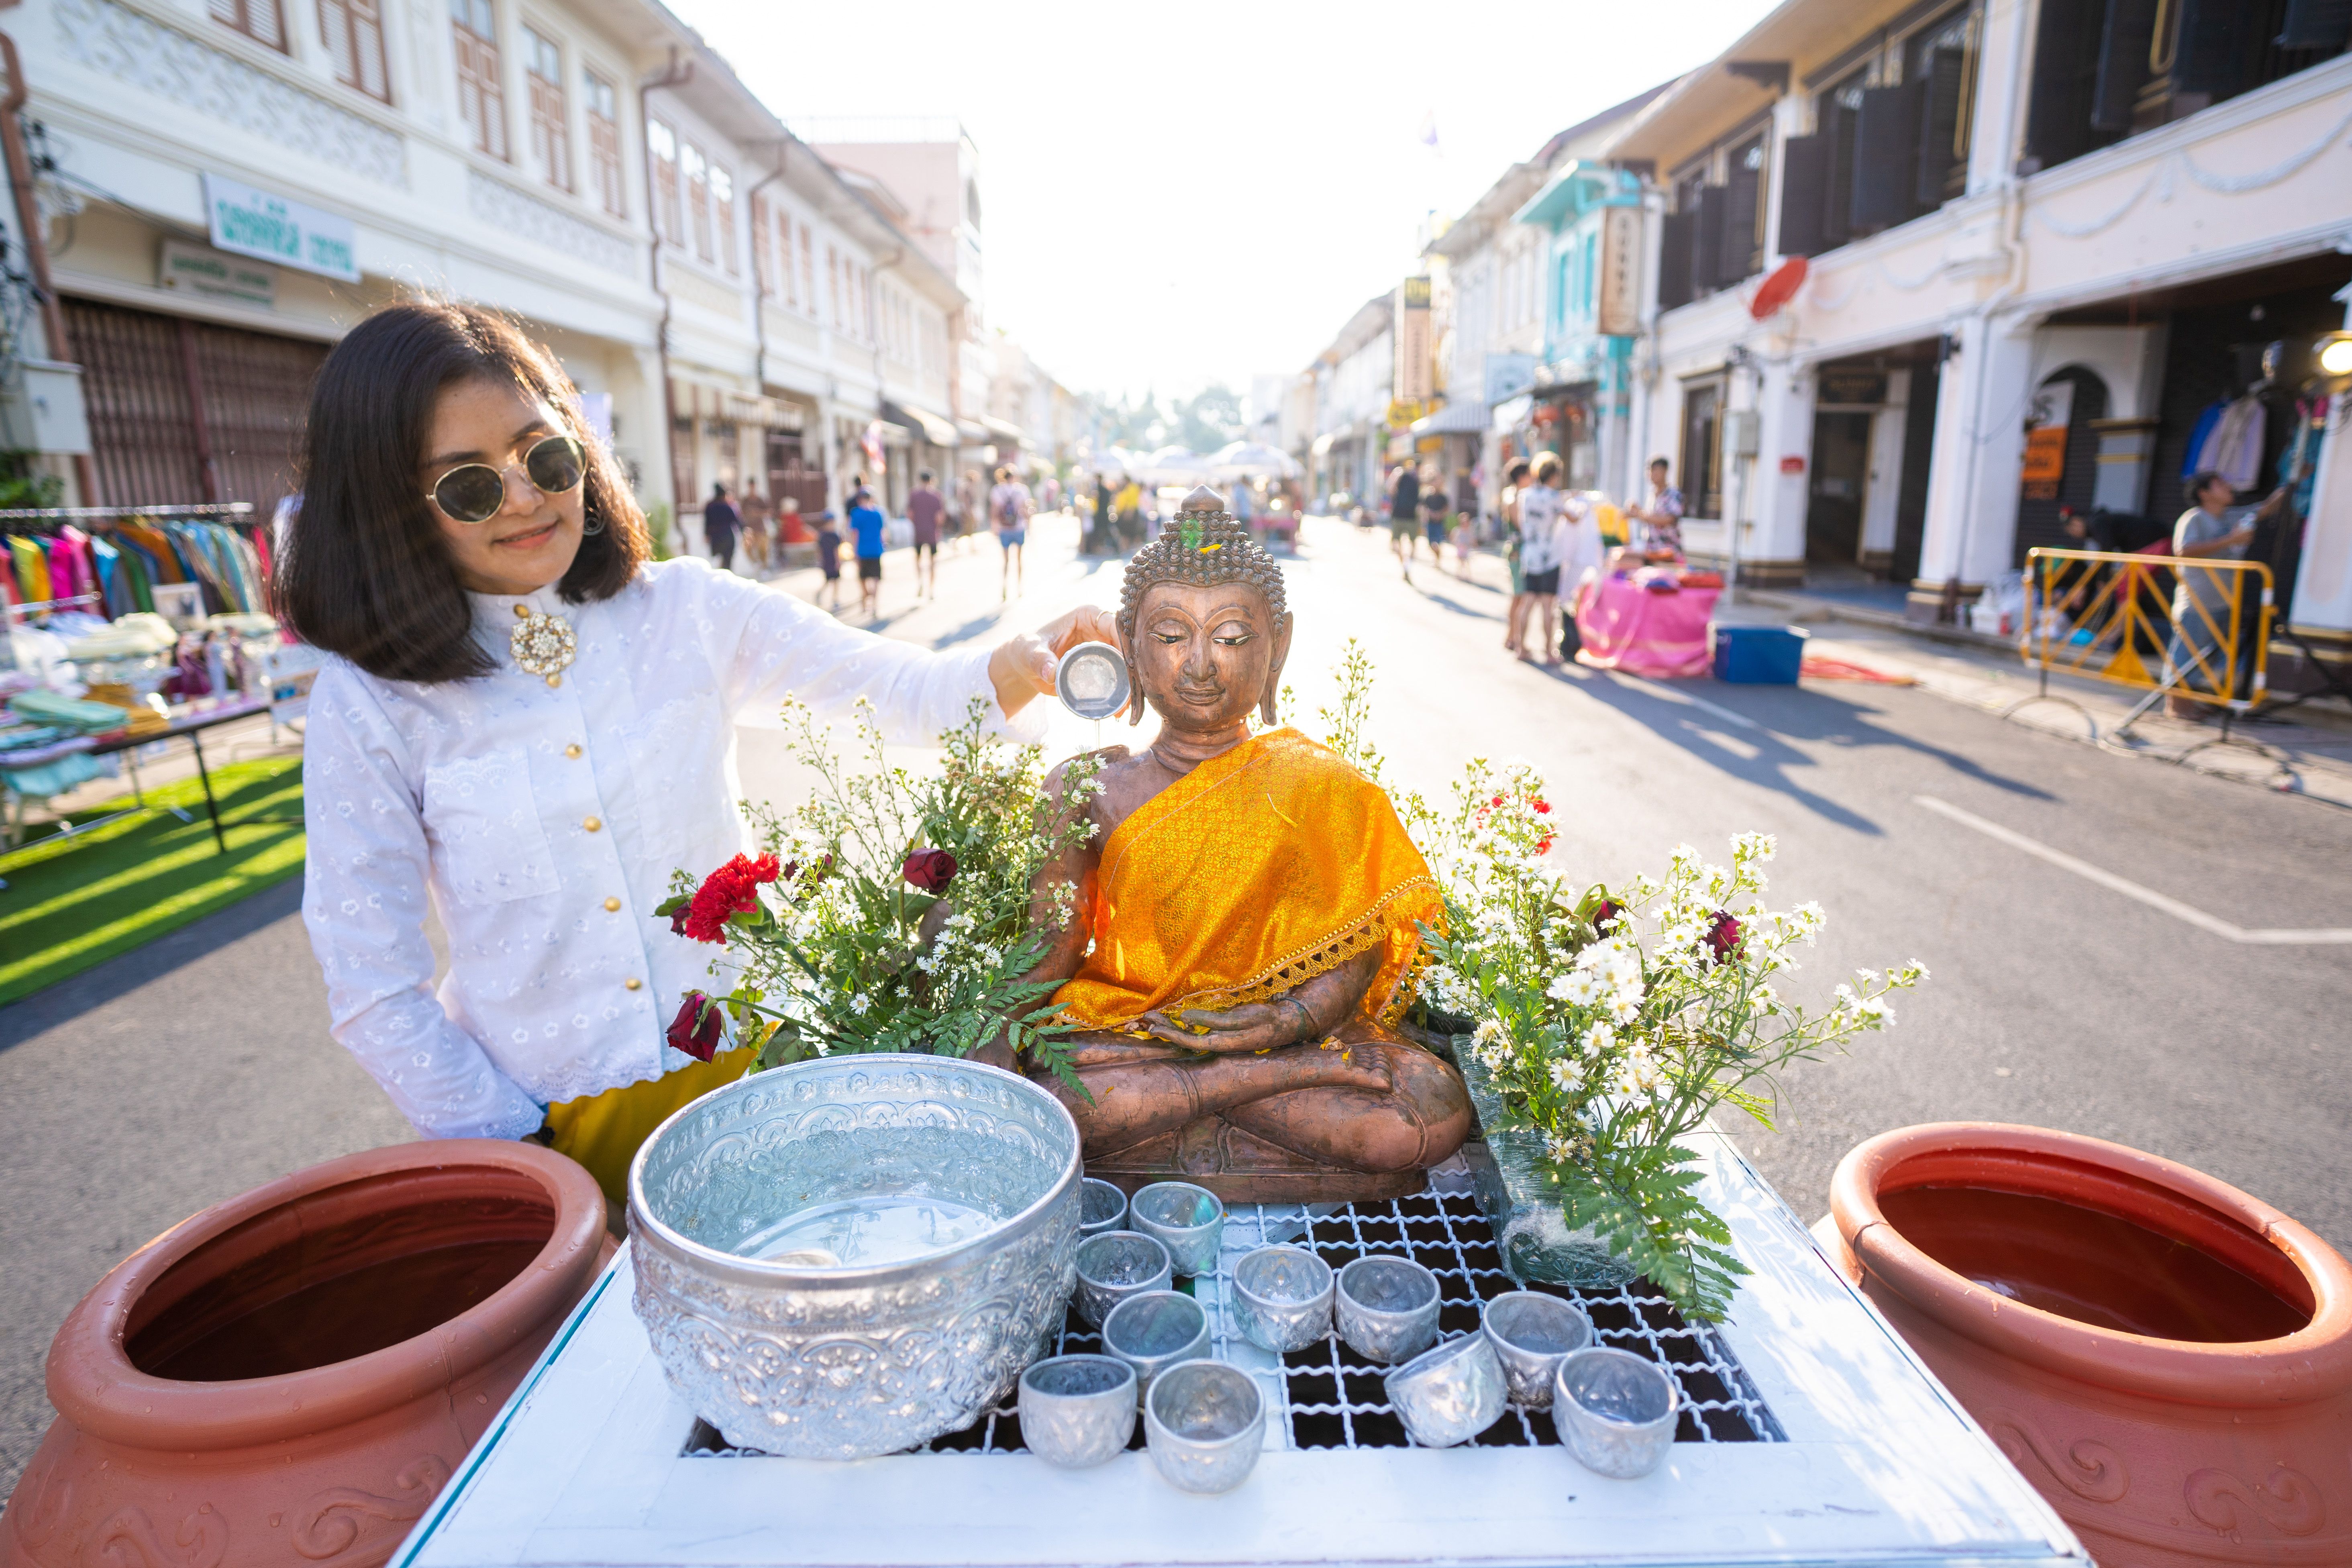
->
(736, 482), (772, 575)
(1556, 482), (1603, 662)
(907, 468), (944, 599)
(1630, 457), (1685, 557)
(1232, 476), (1257, 538)
(1114, 474), (1144, 549)
(1450, 473), (1477, 580)
(1515, 453), (1568, 665)
(956, 469), (982, 553)
(2165, 468), (2300, 718)
(1499, 458), (1532, 653)
(1388, 463), (1421, 581)
(849, 487), (887, 620)
(775, 489), (803, 553)
(990, 464), (1034, 600)
(813, 507), (843, 613)
(1040, 473), (1062, 514)
(702, 482), (739, 573)
(1420, 466), (1450, 564)
(1092, 472), (1116, 555)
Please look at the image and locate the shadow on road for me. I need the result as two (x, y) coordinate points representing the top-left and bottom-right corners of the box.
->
(930, 612), (1005, 648)
(0, 876), (306, 1052)
(1544, 666), (2053, 833)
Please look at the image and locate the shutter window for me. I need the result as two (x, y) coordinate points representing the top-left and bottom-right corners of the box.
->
(1850, 81), (1924, 234)
(1778, 133), (1830, 258)
(1691, 184), (1728, 295)
(2092, 0), (2159, 131)
(1657, 210), (1695, 310)
(2277, 0), (2352, 49)
(1822, 100), (1857, 251)
(2171, 0), (2254, 96)
(1720, 163), (1762, 283)
(2024, 0), (2108, 170)
(1914, 48), (1970, 210)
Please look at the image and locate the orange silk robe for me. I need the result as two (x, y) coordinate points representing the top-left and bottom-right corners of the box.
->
(1054, 729), (1440, 1030)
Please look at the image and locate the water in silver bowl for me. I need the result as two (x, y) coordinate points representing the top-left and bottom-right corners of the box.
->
(629, 1054), (1081, 1460)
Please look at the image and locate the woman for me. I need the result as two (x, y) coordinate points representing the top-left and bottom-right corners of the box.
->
(988, 464), (1033, 599)
(279, 302), (1104, 1208)
(1499, 458), (1531, 652)
(1514, 454), (1568, 664)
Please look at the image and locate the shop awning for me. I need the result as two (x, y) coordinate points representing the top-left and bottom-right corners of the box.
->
(881, 400), (957, 447)
(1492, 394), (1534, 432)
(1412, 401), (1490, 435)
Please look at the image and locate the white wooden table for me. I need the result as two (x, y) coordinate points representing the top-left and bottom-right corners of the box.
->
(392, 1132), (2085, 1567)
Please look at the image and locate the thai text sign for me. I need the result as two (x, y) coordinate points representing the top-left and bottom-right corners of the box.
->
(1597, 207), (1641, 338)
(2020, 380), (2074, 501)
(202, 173), (359, 282)
(1394, 276), (1433, 405)
(159, 239), (276, 308)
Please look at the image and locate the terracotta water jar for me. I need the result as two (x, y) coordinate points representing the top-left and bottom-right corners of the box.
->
(1820, 1122), (2352, 1568)
(1, 1140), (605, 1568)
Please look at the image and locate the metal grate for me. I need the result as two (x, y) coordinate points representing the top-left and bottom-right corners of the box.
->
(685, 1170), (1779, 1457)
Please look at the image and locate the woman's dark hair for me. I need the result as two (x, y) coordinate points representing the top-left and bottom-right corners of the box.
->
(1506, 459), (1531, 483)
(2184, 469), (2232, 507)
(275, 300), (648, 683)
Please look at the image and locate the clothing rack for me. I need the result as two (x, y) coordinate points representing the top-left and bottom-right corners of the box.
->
(0, 503), (256, 521)
(5, 591), (103, 622)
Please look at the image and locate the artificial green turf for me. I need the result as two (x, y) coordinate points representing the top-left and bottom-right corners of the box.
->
(0, 756), (305, 1006)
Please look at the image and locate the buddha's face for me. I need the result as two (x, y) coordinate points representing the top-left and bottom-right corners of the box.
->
(1127, 580), (1289, 734)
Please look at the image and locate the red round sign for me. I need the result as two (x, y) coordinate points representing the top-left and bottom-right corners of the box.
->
(1750, 257), (1810, 320)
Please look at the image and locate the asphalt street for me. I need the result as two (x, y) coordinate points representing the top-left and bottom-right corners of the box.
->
(4, 514), (2347, 1494)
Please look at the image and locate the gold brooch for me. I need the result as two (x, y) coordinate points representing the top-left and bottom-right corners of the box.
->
(510, 605), (577, 687)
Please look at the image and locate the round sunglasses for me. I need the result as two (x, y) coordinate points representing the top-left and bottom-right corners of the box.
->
(426, 434), (587, 524)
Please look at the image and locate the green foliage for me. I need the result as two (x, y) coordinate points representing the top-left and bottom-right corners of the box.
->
(644, 500), (675, 561)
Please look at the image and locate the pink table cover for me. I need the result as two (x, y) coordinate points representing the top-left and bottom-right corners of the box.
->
(1573, 573), (1720, 677)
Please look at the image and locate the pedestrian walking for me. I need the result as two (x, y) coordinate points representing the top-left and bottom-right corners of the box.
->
(1091, 473), (1116, 555)
(1500, 458), (1531, 652)
(737, 483), (772, 575)
(955, 469), (982, 553)
(1516, 453), (1569, 665)
(1450, 473), (1477, 581)
(989, 464), (1033, 600)
(849, 486), (887, 620)
(1420, 468), (1450, 561)
(1232, 477), (1256, 538)
(274, 300), (1110, 1210)
(1388, 463), (1421, 580)
(813, 508), (844, 613)
(702, 482), (739, 572)
(907, 469), (944, 599)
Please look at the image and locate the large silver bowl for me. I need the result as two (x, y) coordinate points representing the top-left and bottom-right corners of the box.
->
(627, 1053), (1081, 1458)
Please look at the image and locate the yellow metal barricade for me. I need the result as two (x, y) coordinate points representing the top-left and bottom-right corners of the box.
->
(2022, 548), (2274, 717)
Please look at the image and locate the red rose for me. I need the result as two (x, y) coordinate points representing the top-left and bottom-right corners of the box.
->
(1590, 899), (1622, 932)
(682, 852), (781, 943)
(1704, 911), (1742, 964)
(902, 848), (958, 893)
(667, 991), (723, 1061)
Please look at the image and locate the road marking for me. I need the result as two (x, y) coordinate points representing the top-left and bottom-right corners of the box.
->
(1914, 795), (2352, 944)
(1608, 673), (1761, 730)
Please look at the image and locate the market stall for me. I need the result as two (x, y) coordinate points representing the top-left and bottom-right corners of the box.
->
(1571, 565), (1723, 678)
(390, 1130), (2082, 1568)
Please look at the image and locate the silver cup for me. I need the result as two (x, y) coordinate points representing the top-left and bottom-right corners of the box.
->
(1079, 1177), (1130, 1238)
(1129, 1182), (1224, 1276)
(1100, 1289), (1211, 1404)
(1553, 1346), (1680, 1479)
(1334, 1256), (1442, 1363)
(1385, 1332), (1509, 1448)
(1017, 1354), (1137, 1468)
(1230, 1245), (1335, 1354)
(1481, 1291), (1594, 1408)
(1144, 1359), (1265, 1494)
(1074, 1230), (1172, 1328)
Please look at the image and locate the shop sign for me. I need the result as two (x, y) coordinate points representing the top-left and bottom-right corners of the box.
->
(158, 239), (276, 308)
(1393, 276), (1433, 404)
(1483, 352), (1536, 405)
(1385, 398), (1427, 428)
(1597, 207), (1641, 338)
(2020, 379), (2075, 500)
(202, 173), (359, 282)
(1818, 368), (1888, 406)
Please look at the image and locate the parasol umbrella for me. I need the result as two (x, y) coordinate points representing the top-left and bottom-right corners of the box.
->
(1140, 446), (1219, 485)
(1212, 441), (1301, 479)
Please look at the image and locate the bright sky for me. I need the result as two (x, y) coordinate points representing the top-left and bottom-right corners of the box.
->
(669, 0), (1769, 404)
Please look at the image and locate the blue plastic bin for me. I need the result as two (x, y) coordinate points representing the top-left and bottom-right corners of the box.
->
(1710, 623), (1807, 684)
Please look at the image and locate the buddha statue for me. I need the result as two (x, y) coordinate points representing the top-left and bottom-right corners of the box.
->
(976, 487), (1472, 1201)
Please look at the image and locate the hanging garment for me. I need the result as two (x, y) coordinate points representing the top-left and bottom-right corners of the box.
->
(2179, 402), (2224, 480)
(8, 534), (50, 605)
(2193, 395), (2266, 493)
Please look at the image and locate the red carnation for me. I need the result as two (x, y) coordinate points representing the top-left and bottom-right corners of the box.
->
(902, 848), (958, 893)
(1704, 911), (1743, 964)
(682, 852), (781, 943)
(667, 992), (723, 1061)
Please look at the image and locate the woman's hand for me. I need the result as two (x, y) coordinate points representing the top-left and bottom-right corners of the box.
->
(989, 605), (1120, 716)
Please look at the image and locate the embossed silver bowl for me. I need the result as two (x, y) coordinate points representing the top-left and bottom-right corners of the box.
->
(1231, 1244), (1335, 1353)
(1554, 1346), (1680, 1479)
(627, 1054), (1081, 1460)
(1385, 1332), (1508, 1448)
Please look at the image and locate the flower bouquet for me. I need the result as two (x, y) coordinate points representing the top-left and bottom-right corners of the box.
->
(657, 696), (1100, 1095)
(1320, 644), (1924, 1322)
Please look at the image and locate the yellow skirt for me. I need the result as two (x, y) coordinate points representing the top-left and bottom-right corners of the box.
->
(543, 1045), (757, 1204)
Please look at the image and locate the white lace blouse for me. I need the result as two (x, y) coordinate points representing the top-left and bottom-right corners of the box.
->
(300, 558), (1039, 1140)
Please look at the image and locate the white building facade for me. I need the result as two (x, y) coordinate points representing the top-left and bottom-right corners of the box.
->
(1603, 0), (2352, 683)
